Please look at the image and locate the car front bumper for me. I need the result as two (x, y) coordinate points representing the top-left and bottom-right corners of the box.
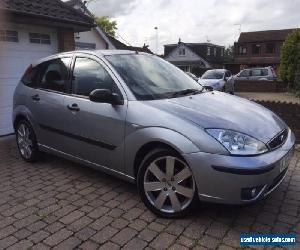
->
(183, 129), (295, 204)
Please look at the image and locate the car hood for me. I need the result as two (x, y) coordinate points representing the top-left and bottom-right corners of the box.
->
(146, 91), (286, 143)
(198, 79), (222, 86)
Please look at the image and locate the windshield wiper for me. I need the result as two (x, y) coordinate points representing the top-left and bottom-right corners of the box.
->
(171, 88), (203, 97)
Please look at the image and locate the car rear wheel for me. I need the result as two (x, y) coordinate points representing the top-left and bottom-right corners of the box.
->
(16, 119), (39, 162)
(137, 148), (198, 218)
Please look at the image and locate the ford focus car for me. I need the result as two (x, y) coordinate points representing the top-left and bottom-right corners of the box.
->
(13, 50), (295, 218)
(198, 69), (235, 94)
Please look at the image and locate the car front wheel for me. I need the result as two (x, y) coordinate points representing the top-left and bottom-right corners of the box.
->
(137, 148), (198, 218)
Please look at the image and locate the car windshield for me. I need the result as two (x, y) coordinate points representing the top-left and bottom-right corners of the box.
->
(202, 70), (224, 79)
(105, 54), (203, 100)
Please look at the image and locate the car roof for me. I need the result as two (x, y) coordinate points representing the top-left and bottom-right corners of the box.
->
(206, 69), (227, 72)
(243, 67), (271, 70)
(32, 50), (150, 66)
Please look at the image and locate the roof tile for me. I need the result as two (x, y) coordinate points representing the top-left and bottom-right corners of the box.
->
(0, 0), (94, 26)
(238, 29), (295, 43)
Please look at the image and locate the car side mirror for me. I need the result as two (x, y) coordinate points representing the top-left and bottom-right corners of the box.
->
(204, 86), (214, 91)
(89, 89), (124, 105)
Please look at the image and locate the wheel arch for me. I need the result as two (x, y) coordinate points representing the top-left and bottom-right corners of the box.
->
(13, 114), (28, 130)
(133, 141), (178, 179)
(124, 127), (200, 179)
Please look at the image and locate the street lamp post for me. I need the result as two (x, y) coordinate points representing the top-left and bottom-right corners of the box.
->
(154, 26), (158, 54)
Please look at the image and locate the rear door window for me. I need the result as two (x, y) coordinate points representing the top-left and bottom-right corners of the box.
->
(37, 57), (71, 93)
(251, 69), (262, 76)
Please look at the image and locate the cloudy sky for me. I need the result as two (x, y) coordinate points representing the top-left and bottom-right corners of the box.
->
(85, 0), (300, 54)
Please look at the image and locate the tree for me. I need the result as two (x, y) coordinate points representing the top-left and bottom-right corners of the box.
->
(223, 45), (234, 63)
(94, 16), (117, 37)
(279, 29), (300, 89)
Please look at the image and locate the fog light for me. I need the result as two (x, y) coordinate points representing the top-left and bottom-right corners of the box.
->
(241, 186), (264, 200)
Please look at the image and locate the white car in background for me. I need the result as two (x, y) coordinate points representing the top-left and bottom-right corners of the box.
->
(198, 69), (235, 94)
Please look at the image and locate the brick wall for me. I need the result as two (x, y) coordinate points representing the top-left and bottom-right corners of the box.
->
(57, 28), (75, 52)
(255, 100), (300, 143)
(235, 80), (287, 92)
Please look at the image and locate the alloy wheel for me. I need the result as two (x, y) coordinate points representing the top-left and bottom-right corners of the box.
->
(17, 123), (33, 159)
(143, 156), (195, 213)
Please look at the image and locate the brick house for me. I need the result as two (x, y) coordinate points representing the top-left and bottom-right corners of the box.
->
(164, 40), (225, 76)
(233, 29), (295, 72)
(0, 0), (94, 135)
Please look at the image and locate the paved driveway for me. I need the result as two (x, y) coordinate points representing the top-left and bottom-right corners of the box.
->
(0, 136), (299, 250)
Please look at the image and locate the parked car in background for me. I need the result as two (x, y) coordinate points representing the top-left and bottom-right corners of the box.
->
(185, 72), (198, 81)
(235, 67), (277, 81)
(13, 50), (294, 218)
(198, 69), (234, 94)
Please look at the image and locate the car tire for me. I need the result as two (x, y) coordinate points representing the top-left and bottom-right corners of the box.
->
(137, 147), (198, 218)
(15, 119), (39, 162)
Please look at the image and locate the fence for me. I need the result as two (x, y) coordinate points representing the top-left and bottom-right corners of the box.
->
(235, 80), (287, 92)
(255, 100), (300, 143)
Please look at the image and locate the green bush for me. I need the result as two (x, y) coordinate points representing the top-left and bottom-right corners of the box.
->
(279, 29), (300, 90)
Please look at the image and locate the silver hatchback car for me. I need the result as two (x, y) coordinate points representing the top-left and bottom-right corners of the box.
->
(13, 50), (295, 218)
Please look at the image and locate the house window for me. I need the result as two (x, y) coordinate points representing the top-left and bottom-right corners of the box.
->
(252, 44), (261, 55)
(213, 47), (217, 56)
(178, 48), (185, 56)
(0, 30), (18, 42)
(238, 45), (247, 55)
(207, 47), (211, 56)
(29, 33), (51, 44)
(221, 49), (224, 57)
(75, 42), (96, 50)
(266, 43), (275, 54)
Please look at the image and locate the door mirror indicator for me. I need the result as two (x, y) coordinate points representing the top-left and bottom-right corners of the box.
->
(89, 89), (124, 105)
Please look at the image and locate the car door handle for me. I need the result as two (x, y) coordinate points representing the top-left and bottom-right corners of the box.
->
(67, 104), (80, 112)
(31, 94), (40, 101)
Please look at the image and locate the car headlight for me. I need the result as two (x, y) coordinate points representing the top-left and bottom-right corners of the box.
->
(206, 129), (268, 155)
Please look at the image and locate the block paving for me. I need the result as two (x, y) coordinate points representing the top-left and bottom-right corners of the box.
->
(0, 136), (299, 249)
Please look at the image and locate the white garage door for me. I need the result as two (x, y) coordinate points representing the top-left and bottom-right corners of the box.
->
(0, 23), (58, 136)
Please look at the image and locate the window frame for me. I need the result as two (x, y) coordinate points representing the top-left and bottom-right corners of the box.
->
(207, 46), (211, 56)
(178, 48), (185, 56)
(35, 56), (72, 94)
(265, 43), (275, 54)
(0, 30), (18, 42)
(70, 54), (123, 100)
(238, 45), (247, 55)
(252, 44), (261, 55)
(29, 33), (51, 45)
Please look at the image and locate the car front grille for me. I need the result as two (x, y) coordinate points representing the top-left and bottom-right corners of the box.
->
(268, 129), (288, 150)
